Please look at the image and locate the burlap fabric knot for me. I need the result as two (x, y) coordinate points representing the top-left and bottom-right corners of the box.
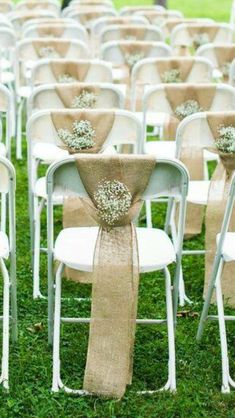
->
(204, 113), (235, 306)
(50, 61), (91, 83)
(51, 110), (115, 282)
(71, 154), (155, 398)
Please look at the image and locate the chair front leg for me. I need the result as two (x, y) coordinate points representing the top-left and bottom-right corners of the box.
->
(0, 258), (10, 390)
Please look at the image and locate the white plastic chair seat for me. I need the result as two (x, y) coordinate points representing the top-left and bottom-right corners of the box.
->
(54, 226), (176, 273)
(17, 86), (32, 98)
(217, 232), (235, 262)
(34, 177), (63, 204)
(32, 143), (68, 164)
(1, 71), (14, 84)
(136, 111), (166, 127)
(0, 231), (9, 259)
(187, 180), (210, 205)
(145, 140), (175, 158)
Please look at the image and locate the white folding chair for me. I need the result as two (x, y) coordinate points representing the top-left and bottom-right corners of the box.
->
(26, 109), (143, 299)
(0, 156), (17, 390)
(196, 43), (235, 81)
(197, 173), (235, 393)
(15, 39), (89, 159)
(64, 9), (117, 28)
(22, 17), (76, 32)
(70, 0), (113, 6)
(0, 84), (15, 159)
(161, 18), (215, 40)
(91, 15), (148, 38)
(0, 28), (16, 87)
(136, 10), (183, 26)
(9, 11), (58, 37)
(15, 0), (60, 16)
(22, 23), (89, 44)
(100, 24), (163, 44)
(27, 82), (126, 116)
(47, 155), (188, 392)
(119, 6), (166, 16)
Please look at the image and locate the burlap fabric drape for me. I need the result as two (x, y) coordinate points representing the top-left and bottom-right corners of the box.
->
(157, 58), (194, 83)
(205, 113), (235, 305)
(50, 61), (90, 82)
(32, 40), (70, 58)
(37, 25), (65, 37)
(167, 85), (216, 236)
(142, 11), (168, 25)
(54, 83), (100, 108)
(214, 46), (235, 82)
(119, 26), (146, 41)
(71, 154), (155, 398)
(51, 110), (115, 282)
(188, 25), (219, 49)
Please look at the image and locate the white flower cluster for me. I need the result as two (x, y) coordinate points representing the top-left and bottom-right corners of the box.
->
(71, 90), (98, 109)
(193, 33), (210, 48)
(162, 69), (182, 83)
(94, 179), (132, 226)
(175, 100), (203, 120)
(38, 46), (58, 58)
(58, 73), (77, 83)
(125, 52), (144, 69)
(215, 125), (235, 154)
(221, 62), (231, 78)
(57, 120), (96, 151)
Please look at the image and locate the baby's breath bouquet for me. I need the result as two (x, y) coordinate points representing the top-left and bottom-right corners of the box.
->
(193, 33), (210, 48)
(175, 100), (203, 120)
(221, 62), (231, 79)
(71, 90), (98, 109)
(57, 120), (95, 152)
(94, 179), (132, 227)
(125, 52), (144, 69)
(58, 73), (76, 83)
(215, 125), (235, 154)
(162, 69), (182, 83)
(39, 46), (58, 58)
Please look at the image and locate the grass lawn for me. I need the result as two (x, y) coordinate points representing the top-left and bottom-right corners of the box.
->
(3, 0), (235, 417)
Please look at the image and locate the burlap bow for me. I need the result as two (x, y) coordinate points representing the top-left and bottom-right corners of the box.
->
(71, 154), (155, 398)
(205, 113), (235, 305)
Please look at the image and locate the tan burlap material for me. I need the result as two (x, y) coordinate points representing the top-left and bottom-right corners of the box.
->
(205, 113), (235, 305)
(214, 46), (235, 81)
(188, 25), (219, 48)
(72, 154), (155, 398)
(37, 25), (65, 37)
(32, 40), (70, 58)
(51, 110), (115, 282)
(169, 85), (216, 236)
(55, 83), (100, 108)
(50, 61), (90, 82)
(164, 18), (187, 33)
(23, 2), (50, 9)
(141, 11), (168, 25)
(157, 58), (194, 82)
(78, 11), (103, 25)
(119, 26), (146, 40)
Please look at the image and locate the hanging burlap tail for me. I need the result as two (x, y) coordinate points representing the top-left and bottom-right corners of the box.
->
(205, 113), (235, 305)
(157, 58), (194, 83)
(51, 110), (115, 282)
(32, 40), (70, 58)
(54, 83), (100, 108)
(50, 61), (90, 82)
(37, 25), (65, 37)
(214, 46), (235, 82)
(187, 25), (219, 49)
(72, 154), (155, 398)
(119, 26), (146, 41)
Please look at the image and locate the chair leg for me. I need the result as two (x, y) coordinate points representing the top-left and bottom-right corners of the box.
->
(164, 267), (176, 392)
(1, 193), (6, 233)
(52, 263), (63, 392)
(0, 259), (10, 390)
(145, 200), (152, 228)
(10, 250), (17, 343)
(16, 98), (24, 160)
(33, 197), (45, 299)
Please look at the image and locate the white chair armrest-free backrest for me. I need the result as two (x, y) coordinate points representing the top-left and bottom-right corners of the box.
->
(92, 16), (149, 37)
(119, 6), (166, 17)
(30, 59), (113, 86)
(101, 41), (172, 65)
(100, 24), (164, 43)
(0, 84), (15, 154)
(22, 18), (76, 32)
(64, 9), (117, 24)
(27, 82), (126, 116)
(22, 23), (89, 44)
(15, 0), (60, 15)
(196, 43), (235, 71)
(0, 28), (16, 49)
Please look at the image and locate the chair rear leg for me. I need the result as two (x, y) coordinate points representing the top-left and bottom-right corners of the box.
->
(52, 263), (63, 392)
(145, 200), (152, 228)
(164, 267), (176, 392)
(0, 259), (10, 390)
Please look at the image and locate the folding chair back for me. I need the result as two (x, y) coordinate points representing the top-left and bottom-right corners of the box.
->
(22, 17), (75, 32)
(0, 1), (13, 14)
(196, 44), (235, 81)
(10, 11), (58, 36)
(64, 9), (117, 27)
(15, 0), (60, 15)
(70, 0), (113, 6)
(100, 24), (163, 43)
(119, 6), (166, 17)
(31, 59), (113, 86)
(23, 23), (89, 43)
(27, 83), (125, 115)
(92, 16), (148, 37)
(161, 18), (214, 39)
(0, 84), (14, 156)
(135, 10), (183, 26)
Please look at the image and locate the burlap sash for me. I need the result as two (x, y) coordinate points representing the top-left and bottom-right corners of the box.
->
(54, 84), (100, 108)
(140, 11), (169, 25)
(164, 18), (186, 33)
(37, 25), (65, 37)
(32, 40), (70, 58)
(170, 85), (216, 236)
(50, 61), (90, 82)
(119, 26), (146, 41)
(52, 110), (115, 282)
(188, 25), (219, 48)
(157, 58), (194, 82)
(23, 2), (50, 9)
(214, 46), (235, 81)
(78, 11), (104, 25)
(71, 154), (155, 398)
(204, 113), (235, 305)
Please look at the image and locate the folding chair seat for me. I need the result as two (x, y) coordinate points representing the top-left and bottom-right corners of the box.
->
(0, 156), (17, 390)
(27, 109), (142, 299)
(119, 6), (166, 17)
(46, 155), (188, 393)
(171, 23), (233, 55)
(22, 22), (89, 44)
(27, 82), (126, 116)
(196, 43), (235, 81)
(100, 24), (163, 44)
(161, 18), (215, 40)
(15, 0), (60, 16)
(15, 40), (89, 159)
(101, 40), (172, 83)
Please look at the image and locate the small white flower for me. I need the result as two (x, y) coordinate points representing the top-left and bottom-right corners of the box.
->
(38, 46), (58, 58)
(175, 100), (203, 120)
(57, 119), (95, 151)
(193, 33), (210, 48)
(162, 69), (182, 83)
(71, 91), (98, 109)
(125, 52), (144, 69)
(58, 73), (76, 83)
(215, 125), (235, 154)
(94, 179), (132, 226)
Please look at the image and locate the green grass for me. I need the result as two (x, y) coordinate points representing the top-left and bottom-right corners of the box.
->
(2, 0), (235, 416)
